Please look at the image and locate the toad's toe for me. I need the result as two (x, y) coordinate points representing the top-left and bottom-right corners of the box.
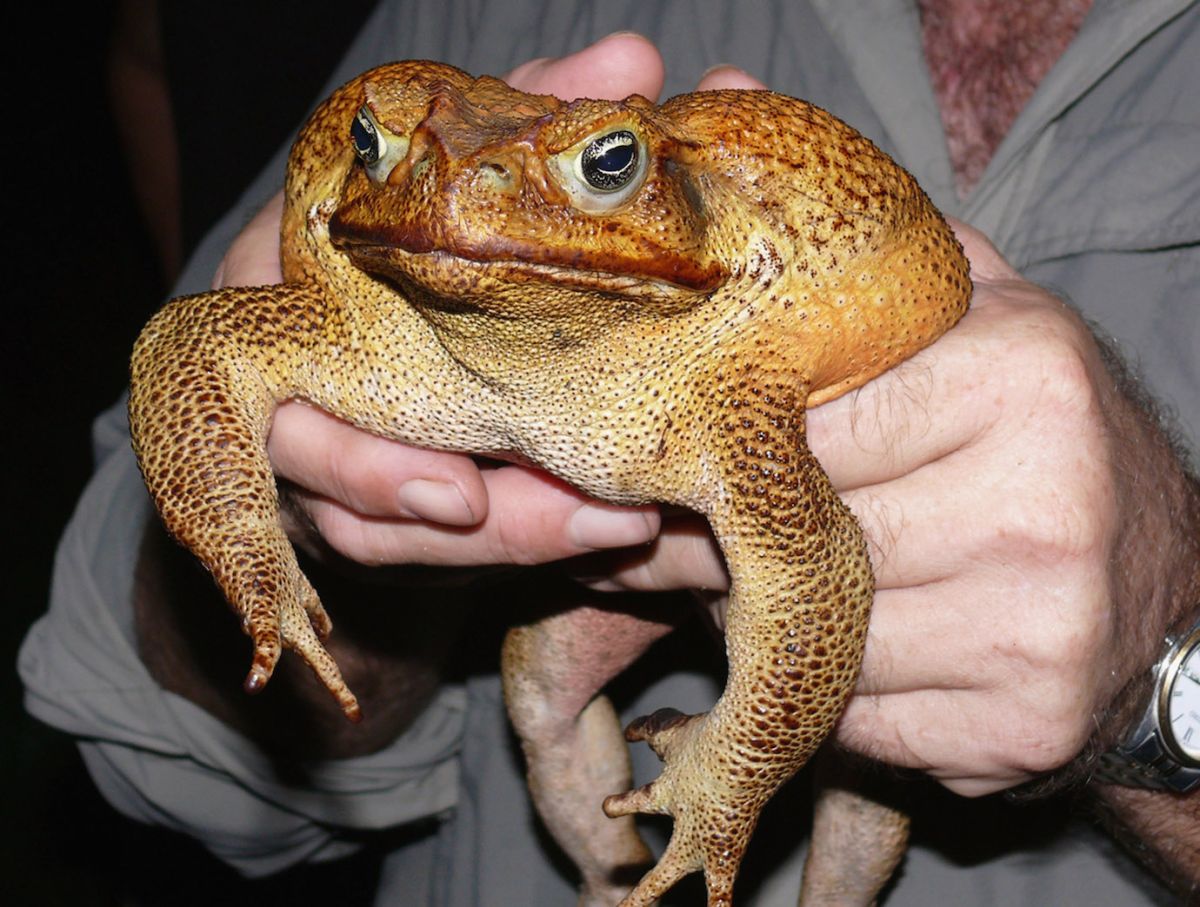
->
(604, 710), (758, 907)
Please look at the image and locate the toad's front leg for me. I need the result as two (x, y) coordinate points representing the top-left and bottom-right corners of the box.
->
(604, 374), (875, 907)
(129, 284), (362, 719)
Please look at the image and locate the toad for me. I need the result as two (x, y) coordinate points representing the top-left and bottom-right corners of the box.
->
(129, 61), (970, 906)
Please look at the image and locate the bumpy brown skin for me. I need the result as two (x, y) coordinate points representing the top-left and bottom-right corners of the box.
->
(129, 62), (969, 906)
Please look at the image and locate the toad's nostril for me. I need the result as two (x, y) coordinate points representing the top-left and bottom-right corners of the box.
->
(484, 160), (512, 180)
(477, 156), (521, 194)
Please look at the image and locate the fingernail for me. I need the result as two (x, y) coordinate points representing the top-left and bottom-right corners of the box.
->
(397, 480), (476, 525)
(568, 504), (657, 549)
(697, 64), (762, 90)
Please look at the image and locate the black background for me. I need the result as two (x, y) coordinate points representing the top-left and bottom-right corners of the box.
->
(6, 3), (377, 903)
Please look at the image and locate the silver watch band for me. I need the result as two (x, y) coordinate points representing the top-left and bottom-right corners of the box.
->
(1095, 731), (1199, 793)
(1094, 620), (1200, 793)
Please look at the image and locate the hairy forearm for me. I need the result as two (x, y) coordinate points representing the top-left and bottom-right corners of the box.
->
(1087, 340), (1200, 895)
(1094, 781), (1200, 899)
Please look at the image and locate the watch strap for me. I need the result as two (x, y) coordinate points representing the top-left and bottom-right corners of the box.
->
(1094, 620), (1200, 793)
(1094, 734), (1199, 793)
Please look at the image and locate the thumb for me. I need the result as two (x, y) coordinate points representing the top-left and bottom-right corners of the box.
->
(945, 216), (1022, 283)
(505, 32), (665, 101)
(695, 65), (766, 92)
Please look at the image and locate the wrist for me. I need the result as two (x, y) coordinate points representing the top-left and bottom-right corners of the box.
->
(1017, 339), (1200, 797)
(1091, 782), (1200, 899)
(1092, 340), (1200, 766)
(1093, 614), (1200, 792)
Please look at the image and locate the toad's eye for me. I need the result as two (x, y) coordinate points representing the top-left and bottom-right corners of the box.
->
(352, 107), (385, 164)
(550, 126), (648, 213)
(579, 130), (639, 191)
(350, 106), (409, 183)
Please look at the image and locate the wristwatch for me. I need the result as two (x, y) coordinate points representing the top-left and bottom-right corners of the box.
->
(1096, 617), (1200, 793)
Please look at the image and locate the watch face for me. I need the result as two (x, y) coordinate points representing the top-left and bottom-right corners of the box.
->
(1164, 636), (1200, 762)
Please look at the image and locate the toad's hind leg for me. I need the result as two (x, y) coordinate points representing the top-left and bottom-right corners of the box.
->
(605, 376), (875, 906)
(797, 754), (909, 906)
(128, 284), (360, 720)
(502, 598), (682, 907)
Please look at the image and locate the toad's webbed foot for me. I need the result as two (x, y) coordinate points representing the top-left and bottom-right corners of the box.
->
(129, 285), (361, 723)
(604, 710), (753, 906)
(503, 601), (679, 905)
(599, 375), (878, 906)
(604, 709), (762, 907)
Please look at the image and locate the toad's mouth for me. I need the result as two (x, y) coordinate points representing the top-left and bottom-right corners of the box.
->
(328, 211), (727, 296)
(335, 243), (722, 311)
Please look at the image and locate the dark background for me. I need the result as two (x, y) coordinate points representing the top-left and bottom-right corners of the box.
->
(5, 3), (375, 903)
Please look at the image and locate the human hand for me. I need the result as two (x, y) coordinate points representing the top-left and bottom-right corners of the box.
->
(813, 218), (1199, 885)
(810, 222), (1128, 795)
(212, 46), (1198, 808)
(214, 34), (673, 571)
(589, 205), (1195, 801)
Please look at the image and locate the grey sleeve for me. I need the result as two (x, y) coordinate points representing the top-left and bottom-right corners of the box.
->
(18, 407), (467, 876)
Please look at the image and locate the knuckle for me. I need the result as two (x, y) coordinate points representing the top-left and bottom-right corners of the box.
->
(321, 440), (358, 508)
(310, 509), (361, 562)
(1027, 328), (1097, 415)
(326, 429), (406, 518)
(306, 499), (385, 565)
(970, 311), (1120, 571)
(997, 631), (1109, 774)
(491, 507), (560, 565)
(1009, 704), (1093, 774)
(1011, 588), (1110, 678)
(986, 300), (1100, 421)
(330, 430), (387, 513)
(995, 482), (1113, 568)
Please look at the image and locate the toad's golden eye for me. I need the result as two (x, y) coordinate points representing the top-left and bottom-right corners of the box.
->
(550, 126), (648, 213)
(349, 106), (410, 183)
(579, 130), (639, 191)
(351, 107), (385, 165)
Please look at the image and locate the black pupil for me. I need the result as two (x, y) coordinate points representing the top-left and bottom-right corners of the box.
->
(595, 139), (634, 173)
(352, 112), (380, 163)
(583, 131), (637, 190)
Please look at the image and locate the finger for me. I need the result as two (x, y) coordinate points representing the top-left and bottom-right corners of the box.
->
(852, 579), (1009, 697)
(807, 285), (1075, 493)
(573, 511), (729, 593)
(695, 65), (766, 92)
(836, 675), (1091, 796)
(268, 401), (488, 525)
(945, 216), (1023, 282)
(856, 563), (1109, 696)
(806, 228), (1066, 493)
(836, 423), (1050, 590)
(505, 32), (665, 101)
(213, 192), (285, 289)
(297, 463), (660, 567)
(836, 690), (1036, 796)
(806, 328), (987, 493)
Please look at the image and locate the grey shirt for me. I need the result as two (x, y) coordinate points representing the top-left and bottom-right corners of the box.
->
(20, 1), (1198, 904)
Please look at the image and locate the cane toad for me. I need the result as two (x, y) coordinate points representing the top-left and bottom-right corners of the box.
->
(129, 61), (970, 906)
